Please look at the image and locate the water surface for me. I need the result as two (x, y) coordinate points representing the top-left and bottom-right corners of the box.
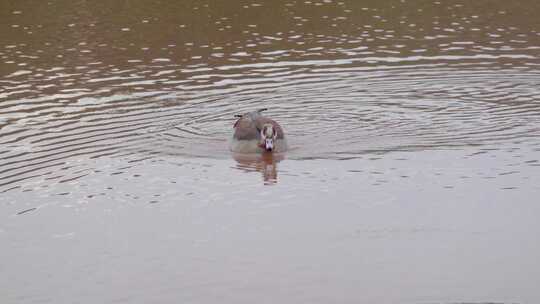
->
(1, 0), (540, 303)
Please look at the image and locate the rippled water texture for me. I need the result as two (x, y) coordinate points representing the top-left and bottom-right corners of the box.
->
(2, 0), (540, 303)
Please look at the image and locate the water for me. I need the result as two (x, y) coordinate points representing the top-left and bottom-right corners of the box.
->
(1, 0), (540, 303)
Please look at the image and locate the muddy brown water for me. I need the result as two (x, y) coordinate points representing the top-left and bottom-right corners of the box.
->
(1, 0), (540, 303)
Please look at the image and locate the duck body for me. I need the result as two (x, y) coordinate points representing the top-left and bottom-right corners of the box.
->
(230, 110), (287, 153)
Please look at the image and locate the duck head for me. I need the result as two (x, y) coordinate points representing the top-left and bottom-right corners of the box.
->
(259, 123), (277, 152)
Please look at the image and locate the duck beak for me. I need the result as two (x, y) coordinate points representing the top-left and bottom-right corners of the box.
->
(264, 138), (274, 151)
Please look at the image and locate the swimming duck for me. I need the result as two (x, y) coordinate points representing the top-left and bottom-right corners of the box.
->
(230, 109), (287, 153)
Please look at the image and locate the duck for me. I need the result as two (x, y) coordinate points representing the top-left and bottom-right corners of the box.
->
(230, 109), (288, 153)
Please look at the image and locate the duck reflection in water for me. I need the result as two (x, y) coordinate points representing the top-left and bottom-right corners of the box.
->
(232, 152), (284, 185)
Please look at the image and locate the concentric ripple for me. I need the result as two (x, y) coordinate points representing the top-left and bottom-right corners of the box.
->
(1, 0), (540, 192)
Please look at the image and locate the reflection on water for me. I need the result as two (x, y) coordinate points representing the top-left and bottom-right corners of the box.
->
(2, 0), (540, 303)
(233, 152), (285, 184)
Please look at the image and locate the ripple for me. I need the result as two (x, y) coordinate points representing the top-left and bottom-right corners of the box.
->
(4, 63), (538, 191)
(2, 0), (540, 191)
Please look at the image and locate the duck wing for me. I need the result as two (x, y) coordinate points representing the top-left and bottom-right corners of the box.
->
(233, 117), (260, 140)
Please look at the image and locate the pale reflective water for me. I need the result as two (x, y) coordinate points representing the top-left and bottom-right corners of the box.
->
(1, 0), (540, 303)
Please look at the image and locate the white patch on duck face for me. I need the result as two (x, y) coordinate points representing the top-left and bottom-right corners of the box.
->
(264, 138), (274, 151)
